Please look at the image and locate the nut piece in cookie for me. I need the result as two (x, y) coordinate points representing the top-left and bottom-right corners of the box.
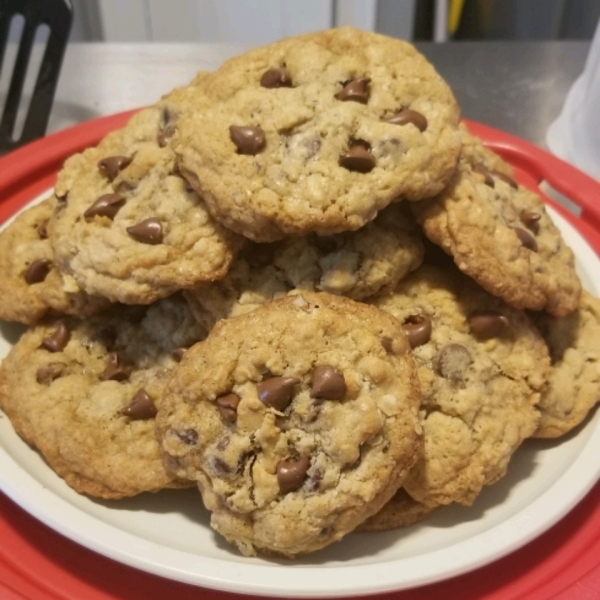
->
(157, 292), (422, 557)
(532, 290), (600, 438)
(0, 196), (109, 325)
(412, 127), (581, 316)
(369, 264), (549, 508)
(176, 27), (461, 241)
(0, 294), (206, 499)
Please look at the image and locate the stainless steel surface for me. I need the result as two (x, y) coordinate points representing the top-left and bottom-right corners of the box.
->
(46, 40), (590, 149)
(417, 41), (590, 147)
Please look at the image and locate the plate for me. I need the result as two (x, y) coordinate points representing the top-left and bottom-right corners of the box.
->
(0, 117), (599, 598)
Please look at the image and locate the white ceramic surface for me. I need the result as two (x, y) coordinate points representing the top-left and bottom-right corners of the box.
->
(0, 196), (599, 598)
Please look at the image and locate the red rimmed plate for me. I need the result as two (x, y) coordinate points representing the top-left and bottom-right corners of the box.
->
(0, 115), (600, 599)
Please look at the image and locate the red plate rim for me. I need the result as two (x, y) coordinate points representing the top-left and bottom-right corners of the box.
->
(0, 112), (600, 600)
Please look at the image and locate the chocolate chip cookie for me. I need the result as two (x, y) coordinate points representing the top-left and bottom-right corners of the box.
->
(185, 203), (424, 330)
(50, 76), (243, 304)
(0, 294), (205, 499)
(0, 196), (109, 324)
(176, 27), (461, 242)
(532, 290), (600, 438)
(412, 129), (581, 316)
(369, 264), (549, 508)
(156, 292), (422, 557)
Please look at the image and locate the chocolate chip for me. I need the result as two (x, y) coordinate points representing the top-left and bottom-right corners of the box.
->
(36, 362), (65, 384)
(126, 218), (163, 245)
(339, 141), (376, 173)
(121, 388), (157, 420)
(100, 352), (131, 381)
(171, 347), (188, 362)
(520, 210), (541, 234)
(257, 376), (299, 411)
(229, 125), (266, 155)
(97, 156), (132, 181)
(41, 320), (70, 352)
(382, 109), (428, 132)
(513, 227), (538, 252)
(260, 67), (292, 88)
(468, 311), (509, 339)
(157, 126), (175, 148)
(403, 314), (432, 348)
(216, 392), (241, 423)
(36, 219), (49, 239)
(310, 365), (346, 400)
(335, 77), (370, 104)
(207, 456), (231, 476)
(473, 165), (495, 187)
(216, 436), (230, 451)
(176, 429), (198, 445)
(277, 454), (310, 494)
(305, 467), (323, 493)
(491, 170), (518, 189)
(24, 259), (51, 284)
(84, 193), (125, 220)
(437, 344), (472, 382)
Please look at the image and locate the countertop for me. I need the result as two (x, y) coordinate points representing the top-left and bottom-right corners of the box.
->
(44, 40), (591, 149)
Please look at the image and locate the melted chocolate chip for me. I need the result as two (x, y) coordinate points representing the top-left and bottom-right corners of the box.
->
(403, 314), (432, 348)
(97, 156), (132, 181)
(126, 218), (163, 245)
(334, 77), (370, 104)
(257, 376), (299, 411)
(229, 125), (266, 155)
(491, 170), (518, 189)
(339, 141), (376, 173)
(472, 165), (495, 187)
(121, 389), (157, 420)
(437, 344), (472, 382)
(157, 126), (175, 148)
(207, 456), (231, 476)
(100, 352), (131, 381)
(513, 227), (538, 252)
(84, 193), (125, 220)
(382, 109), (428, 132)
(277, 454), (310, 494)
(171, 347), (188, 362)
(176, 429), (198, 445)
(520, 210), (541, 234)
(24, 259), (51, 284)
(41, 321), (70, 352)
(468, 311), (509, 339)
(310, 365), (346, 400)
(216, 392), (241, 423)
(36, 219), (49, 239)
(260, 67), (292, 88)
(36, 362), (65, 384)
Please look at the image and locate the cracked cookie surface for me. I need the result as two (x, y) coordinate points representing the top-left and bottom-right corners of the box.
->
(50, 75), (243, 304)
(0, 294), (205, 499)
(176, 27), (461, 242)
(412, 128), (581, 316)
(184, 203), (423, 330)
(369, 264), (549, 508)
(0, 197), (109, 324)
(532, 290), (600, 438)
(156, 292), (422, 557)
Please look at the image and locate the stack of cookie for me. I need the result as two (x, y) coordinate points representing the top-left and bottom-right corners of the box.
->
(0, 27), (598, 559)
